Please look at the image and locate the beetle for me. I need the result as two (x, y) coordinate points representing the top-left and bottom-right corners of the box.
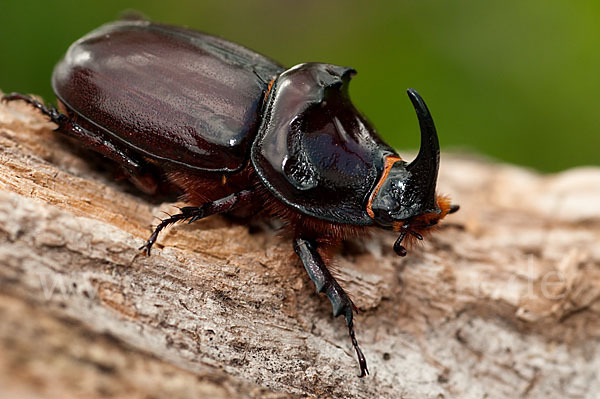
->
(3, 19), (458, 377)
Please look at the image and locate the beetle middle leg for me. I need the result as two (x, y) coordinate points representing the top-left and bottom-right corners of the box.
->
(140, 189), (254, 255)
(293, 237), (369, 377)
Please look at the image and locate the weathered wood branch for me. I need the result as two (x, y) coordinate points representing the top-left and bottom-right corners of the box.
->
(0, 96), (599, 398)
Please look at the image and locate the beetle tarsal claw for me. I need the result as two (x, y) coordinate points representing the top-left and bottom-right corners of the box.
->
(346, 314), (369, 377)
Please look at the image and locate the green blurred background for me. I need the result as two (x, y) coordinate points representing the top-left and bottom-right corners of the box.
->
(1, 0), (598, 172)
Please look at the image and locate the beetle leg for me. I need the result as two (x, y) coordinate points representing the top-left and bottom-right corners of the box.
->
(2, 93), (144, 176)
(293, 237), (369, 377)
(140, 190), (254, 255)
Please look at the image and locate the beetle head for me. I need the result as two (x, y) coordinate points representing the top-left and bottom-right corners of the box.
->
(367, 89), (456, 256)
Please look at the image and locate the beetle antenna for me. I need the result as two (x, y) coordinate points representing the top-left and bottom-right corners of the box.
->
(393, 225), (409, 257)
(410, 231), (423, 240)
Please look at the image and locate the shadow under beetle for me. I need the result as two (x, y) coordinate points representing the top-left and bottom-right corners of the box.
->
(3, 20), (459, 377)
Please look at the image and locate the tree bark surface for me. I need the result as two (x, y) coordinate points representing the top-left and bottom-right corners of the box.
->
(0, 96), (599, 398)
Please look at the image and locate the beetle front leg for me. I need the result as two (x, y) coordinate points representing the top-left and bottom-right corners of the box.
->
(293, 237), (368, 377)
(140, 190), (254, 255)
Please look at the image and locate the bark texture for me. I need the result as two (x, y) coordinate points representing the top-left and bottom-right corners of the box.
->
(0, 95), (599, 398)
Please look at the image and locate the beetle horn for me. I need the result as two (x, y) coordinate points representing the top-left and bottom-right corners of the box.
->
(405, 89), (440, 212)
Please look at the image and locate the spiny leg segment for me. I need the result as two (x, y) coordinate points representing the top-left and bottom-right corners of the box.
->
(140, 190), (254, 255)
(293, 237), (368, 377)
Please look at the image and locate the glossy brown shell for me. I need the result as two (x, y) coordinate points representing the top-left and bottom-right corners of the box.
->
(52, 20), (284, 172)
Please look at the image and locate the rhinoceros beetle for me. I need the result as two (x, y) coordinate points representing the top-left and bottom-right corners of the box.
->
(3, 20), (458, 377)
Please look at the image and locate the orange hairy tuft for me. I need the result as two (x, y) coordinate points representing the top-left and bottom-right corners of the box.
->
(393, 194), (453, 249)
